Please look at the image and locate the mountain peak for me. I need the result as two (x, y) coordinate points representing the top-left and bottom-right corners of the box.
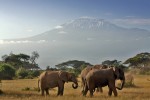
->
(61, 17), (118, 30)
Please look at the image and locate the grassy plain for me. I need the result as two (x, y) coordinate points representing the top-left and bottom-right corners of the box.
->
(0, 75), (150, 100)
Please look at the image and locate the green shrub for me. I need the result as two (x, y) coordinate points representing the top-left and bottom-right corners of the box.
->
(0, 64), (16, 79)
(16, 67), (28, 79)
(28, 70), (40, 77)
(22, 87), (30, 91)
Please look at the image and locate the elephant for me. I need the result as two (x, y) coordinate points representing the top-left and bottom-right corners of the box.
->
(83, 67), (125, 97)
(80, 64), (107, 94)
(38, 70), (78, 96)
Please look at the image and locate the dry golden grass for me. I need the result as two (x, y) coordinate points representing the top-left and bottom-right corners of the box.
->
(0, 75), (150, 100)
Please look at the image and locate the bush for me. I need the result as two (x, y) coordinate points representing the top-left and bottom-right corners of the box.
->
(16, 68), (28, 79)
(22, 87), (30, 91)
(0, 64), (16, 79)
(28, 70), (40, 77)
(22, 87), (40, 91)
(124, 81), (136, 88)
(124, 73), (136, 88)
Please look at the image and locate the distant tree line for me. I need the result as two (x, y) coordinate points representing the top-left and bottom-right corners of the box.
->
(54, 52), (150, 76)
(0, 51), (41, 80)
(1, 52), (150, 80)
(1, 51), (40, 69)
(55, 60), (91, 76)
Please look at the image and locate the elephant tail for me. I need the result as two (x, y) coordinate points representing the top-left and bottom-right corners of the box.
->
(37, 79), (40, 92)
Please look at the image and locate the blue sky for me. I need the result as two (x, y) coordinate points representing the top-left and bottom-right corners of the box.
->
(0, 0), (150, 39)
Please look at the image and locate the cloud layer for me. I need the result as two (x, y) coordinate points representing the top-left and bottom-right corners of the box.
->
(0, 40), (46, 44)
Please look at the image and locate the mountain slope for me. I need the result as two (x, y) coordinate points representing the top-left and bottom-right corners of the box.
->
(28, 17), (150, 42)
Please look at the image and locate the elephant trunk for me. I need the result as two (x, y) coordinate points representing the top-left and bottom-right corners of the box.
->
(116, 79), (125, 90)
(72, 82), (78, 89)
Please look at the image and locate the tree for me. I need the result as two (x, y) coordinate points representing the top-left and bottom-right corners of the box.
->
(18, 53), (30, 62)
(46, 66), (50, 70)
(1, 54), (8, 62)
(55, 60), (91, 69)
(102, 59), (121, 67)
(30, 51), (39, 65)
(1, 52), (40, 70)
(124, 52), (150, 67)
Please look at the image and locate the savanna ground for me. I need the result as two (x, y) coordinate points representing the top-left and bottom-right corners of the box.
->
(0, 74), (150, 100)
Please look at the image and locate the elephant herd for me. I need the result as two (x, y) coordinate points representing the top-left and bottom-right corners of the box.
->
(38, 64), (125, 97)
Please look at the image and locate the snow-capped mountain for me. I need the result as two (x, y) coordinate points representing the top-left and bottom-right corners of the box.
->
(27, 17), (150, 42)
(1, 17), (150, 68)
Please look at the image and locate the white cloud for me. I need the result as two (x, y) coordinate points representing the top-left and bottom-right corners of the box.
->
(0, 40), (47, 44)
(0, 40), (4, 44)
(58, 31), (67, 34)
(37, 40), (46, 43)
(55, 25), (63, 29)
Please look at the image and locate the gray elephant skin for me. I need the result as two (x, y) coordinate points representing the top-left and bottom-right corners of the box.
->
(38, 71), (78, 96)
(83, 67), (125, 97)
(80, 64), (107, 93)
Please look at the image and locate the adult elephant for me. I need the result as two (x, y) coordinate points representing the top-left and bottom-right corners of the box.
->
(80, 64), (106, 93)
(83, 67), (125, 97)
(38, 70), (78, 96)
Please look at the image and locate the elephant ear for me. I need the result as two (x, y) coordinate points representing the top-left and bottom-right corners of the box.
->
(113, 67), (120, 79)
(59, 71), (68, 83)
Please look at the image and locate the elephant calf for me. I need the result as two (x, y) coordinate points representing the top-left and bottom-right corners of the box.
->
(38, 71), (78, 96)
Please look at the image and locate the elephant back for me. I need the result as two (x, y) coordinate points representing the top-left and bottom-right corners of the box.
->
(81, 66), (92, 78)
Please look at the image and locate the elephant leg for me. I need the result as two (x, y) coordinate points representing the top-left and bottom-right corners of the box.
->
(90, 89), (94, 97)
(99, 87), (103, 93)
(59, 86), (64, 96)
(96, 87), (103, 93)
(57, 86), (61, 96)
(109, 83), (118, 97)
(57, 82), (64, 96)
(108, 87), (112, 96)
(81, 78), (85, 93)
(81, 85), (85, 94)
(83, 85), (88, 96)
(41, 89), (45, 96)
(112, 88), (117, 97)
(45, 88), (49, 95)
